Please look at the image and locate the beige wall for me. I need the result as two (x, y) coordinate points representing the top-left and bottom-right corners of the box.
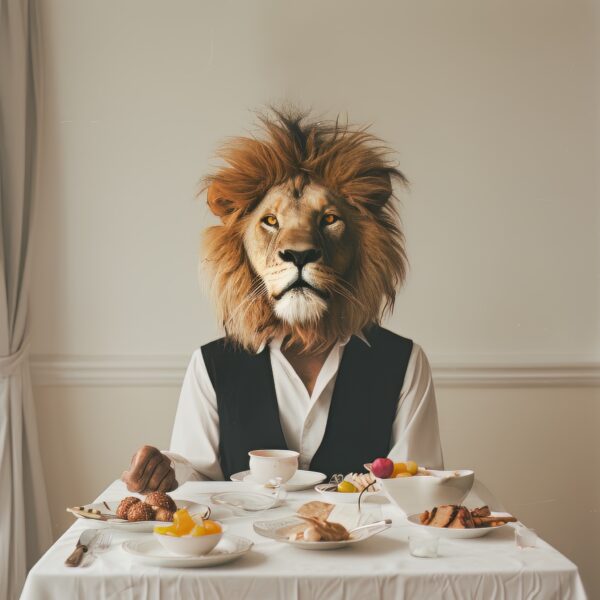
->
(32, 0), (599, 598)
(32, 0), (599, 362)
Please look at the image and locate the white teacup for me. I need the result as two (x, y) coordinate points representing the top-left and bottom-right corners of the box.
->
(248, 449), (299, 484)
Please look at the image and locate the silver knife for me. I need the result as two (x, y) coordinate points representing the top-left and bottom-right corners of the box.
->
(65, 529), (99, 567)
(66, 506), (123, 521)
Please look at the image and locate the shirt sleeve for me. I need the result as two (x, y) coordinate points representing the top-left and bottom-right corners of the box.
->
(162, 349), (225, 483)
(388, 343), (444, 470)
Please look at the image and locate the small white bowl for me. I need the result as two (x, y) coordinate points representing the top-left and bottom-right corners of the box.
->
(153, 526), (224, 556)
(365, 465), (474, 516)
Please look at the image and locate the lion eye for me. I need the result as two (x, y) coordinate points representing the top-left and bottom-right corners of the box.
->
(322, 213), (339, 226)
(262, 215), (279, 228)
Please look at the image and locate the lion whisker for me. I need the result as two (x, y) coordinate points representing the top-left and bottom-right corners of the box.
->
(224, 279), (268, 326)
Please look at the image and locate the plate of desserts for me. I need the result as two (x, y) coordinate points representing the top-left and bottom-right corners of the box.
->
(67, 492), (228, 532)
(407, 504), (517, 539)
(315, 471), (380, 503)
(253, 500), (391, 550)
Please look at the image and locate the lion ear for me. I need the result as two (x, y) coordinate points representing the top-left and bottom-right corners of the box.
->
(365, 170), (394, 209)
(344, 170), (394, 212)
(206, 182), (238, 219)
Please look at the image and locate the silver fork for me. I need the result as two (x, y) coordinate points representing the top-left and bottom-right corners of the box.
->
(94, 532), (112, 554)
(83, 532), (112, 566)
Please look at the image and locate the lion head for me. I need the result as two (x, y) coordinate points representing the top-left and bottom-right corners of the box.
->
(202, 109), (407, 352)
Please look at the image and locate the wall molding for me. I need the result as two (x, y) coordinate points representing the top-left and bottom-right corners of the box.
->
(30, 354), (600, 387)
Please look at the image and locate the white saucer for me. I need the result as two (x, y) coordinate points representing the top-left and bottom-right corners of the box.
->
(406, 512), (512, 539)
(70, 499), (228, 532)
(230, 469), (326, 491)
(253, 515), (390, 550)
(211, 491), (282, 512)
(122, 534), (253, 567)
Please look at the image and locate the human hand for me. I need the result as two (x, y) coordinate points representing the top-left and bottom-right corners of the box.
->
(121, 445), (177, 493)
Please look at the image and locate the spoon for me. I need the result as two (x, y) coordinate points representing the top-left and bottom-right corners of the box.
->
(348, 519), (392, 536)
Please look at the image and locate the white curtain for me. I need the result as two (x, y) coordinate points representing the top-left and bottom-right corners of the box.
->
(0, 1), (52, 598)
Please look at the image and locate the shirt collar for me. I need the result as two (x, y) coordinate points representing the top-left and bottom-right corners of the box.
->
(256, 331), (371, 354)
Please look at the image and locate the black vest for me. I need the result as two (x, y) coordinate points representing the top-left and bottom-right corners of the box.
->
(201, 326), (413, 479)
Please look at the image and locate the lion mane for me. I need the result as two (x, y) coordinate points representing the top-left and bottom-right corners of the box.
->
(201, 109), (408, 352)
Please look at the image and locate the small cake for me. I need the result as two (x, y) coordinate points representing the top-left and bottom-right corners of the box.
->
(127, 502), (155, 522)
(155, 508), (174, 522)
(145, 492), (177, 512)
(116, 496), (140, 520)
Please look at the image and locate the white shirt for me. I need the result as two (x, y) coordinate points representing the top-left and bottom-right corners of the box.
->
(165, 335), (444, 483)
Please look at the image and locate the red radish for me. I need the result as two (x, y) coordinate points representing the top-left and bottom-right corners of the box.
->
(371, 457), (394, 479)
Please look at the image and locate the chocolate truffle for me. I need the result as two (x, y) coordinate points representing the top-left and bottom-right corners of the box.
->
(145, 491), (177, 512)
(155, 508), (175, 522)
(127, 502), (155, 522)
(116, 496), (140, 520)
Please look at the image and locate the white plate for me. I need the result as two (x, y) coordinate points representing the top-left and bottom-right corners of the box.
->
(230, 469), (327, 491)
(71, 499), (225, 532)
(122, 534), (253, 567)
(406, 512), (511, 539)
(253, 515), (389, 550)
(315, 483), (379, 504)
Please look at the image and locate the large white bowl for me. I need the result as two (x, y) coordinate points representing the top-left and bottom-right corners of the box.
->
(366, 466), (474, 515)
(153, 527), (224, 556)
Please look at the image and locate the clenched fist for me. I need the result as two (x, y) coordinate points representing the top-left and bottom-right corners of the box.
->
(121, 445), (178, 493)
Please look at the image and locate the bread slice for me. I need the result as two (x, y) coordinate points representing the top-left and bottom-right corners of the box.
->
(447, 506), (475, 528)
(297, 501), (334, 521)
(428, 505), (458, 527)
(471, 506), (491, 518)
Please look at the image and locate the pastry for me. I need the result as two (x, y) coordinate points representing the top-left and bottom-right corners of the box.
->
(155, 508), (175, 522)
(116, 497), (141, 520)
(283, 501), (354, 542)
(345, 472), (377, 492)
(145, 492), (177, 512)
(127, 502), (156, 522)
(297, 515), (350, 541)
(279, 502), (332, 540)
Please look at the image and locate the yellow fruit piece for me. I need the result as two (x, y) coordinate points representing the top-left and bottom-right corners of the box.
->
(172, 508), (195, 535)
(395, 472), (412, 478)
(203, 519), (222, 535)
(392, 462), (407, 477)
(337, 481), (358, 493)
(191, 524), (208, 537)
(153, 524), (178, 535)
(406, 461), (418, 475)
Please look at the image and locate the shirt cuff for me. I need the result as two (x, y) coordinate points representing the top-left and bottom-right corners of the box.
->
(161, 451), (210, 486)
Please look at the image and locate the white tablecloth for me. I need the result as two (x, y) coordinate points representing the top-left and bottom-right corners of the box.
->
(21, 480), (587, 600)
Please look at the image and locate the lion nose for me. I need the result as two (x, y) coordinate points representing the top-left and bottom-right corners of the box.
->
(279, 248), (322, 268)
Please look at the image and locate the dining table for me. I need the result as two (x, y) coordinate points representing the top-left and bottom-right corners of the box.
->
(21, 479), (587, 600)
